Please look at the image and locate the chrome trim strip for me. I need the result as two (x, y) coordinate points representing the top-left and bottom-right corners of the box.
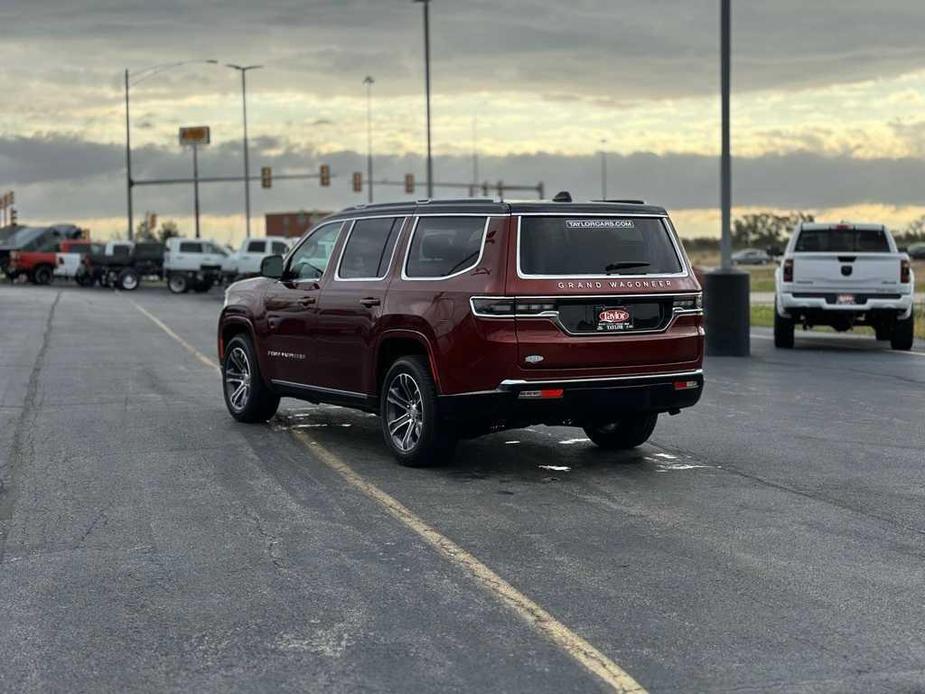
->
(400, 215), (494, 281)
(333, 216), (406, 282)
(515, 215), (690, 280)
(270, 379), (367, 399)
(498, 369), (703, 388)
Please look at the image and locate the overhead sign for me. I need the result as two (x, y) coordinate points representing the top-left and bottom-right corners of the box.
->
(179, 126), (211, 146)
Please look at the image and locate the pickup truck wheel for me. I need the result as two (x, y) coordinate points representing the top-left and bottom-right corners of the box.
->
(380, 356), (456, 467)
(32, 265), (54, 285)
(774, 301), (795, 348)
(891, 314), (915, 351)
(117, 268), (140, 291)
(583, 414), (658, 451)
(167, 274), (188, 294)
(222, 336), (279, 423)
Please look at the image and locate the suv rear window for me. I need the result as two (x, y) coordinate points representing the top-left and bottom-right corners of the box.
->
(519, 217), (682, 277)
(795, 228), (890, 253)
(339, 217), (403, 279)
(405, 217), (486, 278)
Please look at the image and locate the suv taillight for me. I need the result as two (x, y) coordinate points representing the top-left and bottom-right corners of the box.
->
(783, 258), (794, 282)
(901, 258), (911, 284)
(673, 294), (702, 312)
(470, 298), (556, 317)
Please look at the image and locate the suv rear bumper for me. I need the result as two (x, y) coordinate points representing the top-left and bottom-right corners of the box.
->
(777, 290), (913, 318)
(438, 369), (703, 433)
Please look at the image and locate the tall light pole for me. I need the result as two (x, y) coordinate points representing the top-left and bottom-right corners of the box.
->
(414, 0), (434, 198)
(703, 0), (749, 357)
(124, 59), (217, 240)
(472, 115), (479, 197)
(226, 64), (263, 238)
(600, 139), (608, 199)
(364, 76), (375, 203)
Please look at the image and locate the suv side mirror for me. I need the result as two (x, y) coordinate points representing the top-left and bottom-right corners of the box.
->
(261, 254), (284, 279)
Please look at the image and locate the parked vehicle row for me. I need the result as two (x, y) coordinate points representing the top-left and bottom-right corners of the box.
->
(219, 195), (705, 466)
(0, 224), (86, 282)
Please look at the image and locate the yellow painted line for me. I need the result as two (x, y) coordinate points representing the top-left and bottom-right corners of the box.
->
(130, 297), (647, 693)
(129, 299), (221, 373)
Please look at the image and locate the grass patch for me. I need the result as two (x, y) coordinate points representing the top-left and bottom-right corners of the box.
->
(750, 304), (925, 340)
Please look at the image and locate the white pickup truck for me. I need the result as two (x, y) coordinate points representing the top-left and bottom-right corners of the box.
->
(775, 222), (915, 350)
(221, 236), (292, 282)
(163, 238), (228, 294)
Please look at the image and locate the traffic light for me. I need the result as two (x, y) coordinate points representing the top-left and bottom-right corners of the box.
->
(352, 172), (363, 193)
(9, 207), (17, 225)
(404, 174), (415, 194)
(261, 167), (272, 189)
(319, 164), (330, 187)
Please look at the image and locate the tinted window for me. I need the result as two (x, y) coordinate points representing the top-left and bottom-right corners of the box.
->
(405, 217), (486, 278)
(204, 242), (227, 256)
(339, 217), (402, 279)
(519, 217), (682, 276)
(288, 223), (342, 280)
(179, 242), (202, 253)
(247, 241), (266, 253)
(795, 228), (890, 253)
(271, 241), (289, 254)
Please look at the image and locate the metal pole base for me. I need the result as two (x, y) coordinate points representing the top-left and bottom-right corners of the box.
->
(704, 268), (750, 356)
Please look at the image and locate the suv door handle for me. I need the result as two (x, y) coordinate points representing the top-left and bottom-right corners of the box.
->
(299, 296), (316, 307)
(360, 297), (381, 307)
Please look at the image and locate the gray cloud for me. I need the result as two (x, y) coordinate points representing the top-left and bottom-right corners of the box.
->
(4, 134), (925, 224)
(3, 1), (925, 102)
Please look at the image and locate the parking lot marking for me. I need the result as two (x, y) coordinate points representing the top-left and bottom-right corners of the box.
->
(291, 429), (646, 694)
(129, 299), (647, 693)
(129, 300), (221, 373)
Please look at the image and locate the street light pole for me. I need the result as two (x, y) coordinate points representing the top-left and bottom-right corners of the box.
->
(720, 0), (732, 271)
(123, 60), (217, 242)
(124, 69), (134, 240)
(414, 0), (434, 198)
(364, 76), (375, 203)
(227, 64), (263, 238)
(600, 139), (608, 199)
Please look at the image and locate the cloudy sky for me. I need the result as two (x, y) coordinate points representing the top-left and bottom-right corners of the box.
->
(2, 0), (925, 241)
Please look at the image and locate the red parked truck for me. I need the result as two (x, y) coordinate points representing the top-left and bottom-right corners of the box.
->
(3, 225), (87, 283)
(218, 196), (704, 466)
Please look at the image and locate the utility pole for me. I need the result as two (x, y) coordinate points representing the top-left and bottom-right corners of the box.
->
(720, 0), (732, 271)
(472, 116), (479, 197)
(227, 64), (263, 238)
(600, 139), (608, 199)
(364, 76), (375, 203)
(192, 144), (201, 239)
(414, 0), (434, 198)
(124, 69), (134, 240)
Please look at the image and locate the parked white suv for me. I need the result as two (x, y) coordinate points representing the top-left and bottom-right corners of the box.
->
(222, 237), (292, 282)
(775, 222), (915, 350)
(163, 238), (228, 294)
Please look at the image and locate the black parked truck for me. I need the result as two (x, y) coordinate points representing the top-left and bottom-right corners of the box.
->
(78, 242), (166, 290)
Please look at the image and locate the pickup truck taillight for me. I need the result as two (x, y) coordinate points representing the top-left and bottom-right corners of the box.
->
(783, 258), (794, 282)
(901, 258), (911, 283)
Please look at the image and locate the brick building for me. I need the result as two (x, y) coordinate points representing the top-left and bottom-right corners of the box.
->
(265, 210), (331, 238)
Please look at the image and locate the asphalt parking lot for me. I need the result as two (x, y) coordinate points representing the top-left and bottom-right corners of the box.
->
(1, 283), (924, 693)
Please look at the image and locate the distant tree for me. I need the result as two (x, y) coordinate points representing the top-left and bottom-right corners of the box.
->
(135, 218), (155, 241)
(157, 221), (180, 243)
(896, 215), (925, 244)
(732, 211), (815, 251)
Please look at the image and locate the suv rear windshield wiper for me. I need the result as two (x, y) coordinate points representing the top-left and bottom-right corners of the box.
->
(605, 261), (650, 274)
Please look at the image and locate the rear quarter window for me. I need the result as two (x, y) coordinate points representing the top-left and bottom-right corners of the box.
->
(404, 216), (487, 279)
(519, 216), (683, 277)
(179, 242), (202, 253)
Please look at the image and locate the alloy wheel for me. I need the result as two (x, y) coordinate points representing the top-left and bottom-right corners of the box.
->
(385, 372), (424, 452)
(225, 347), (252, 412)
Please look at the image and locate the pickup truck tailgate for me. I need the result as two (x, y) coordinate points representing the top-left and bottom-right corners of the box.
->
(793, 253), (902, 290)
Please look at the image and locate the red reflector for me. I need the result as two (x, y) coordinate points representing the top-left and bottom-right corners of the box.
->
(674, 380), (699, 391)
(518, 388), (564, 400)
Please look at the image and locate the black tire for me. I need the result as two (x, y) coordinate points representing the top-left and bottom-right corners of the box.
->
(118, 268), (141, 291)
(75, 269), (94, 287)
(167, 274), (188, 294)
(380, 355), (456, 467)
(583, 414), (658, 451)
(774, 300), (795, 349)
(222, 335), (280, 423)
(32, 265), (53, 285)
(891, 313), (914, 351)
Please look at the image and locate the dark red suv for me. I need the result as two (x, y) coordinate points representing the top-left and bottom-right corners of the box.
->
(218, 196), (704, 465)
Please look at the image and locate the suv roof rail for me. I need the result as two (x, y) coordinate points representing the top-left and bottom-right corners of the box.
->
(591, 198), (647, 205)
(415, 198), (496, 205)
